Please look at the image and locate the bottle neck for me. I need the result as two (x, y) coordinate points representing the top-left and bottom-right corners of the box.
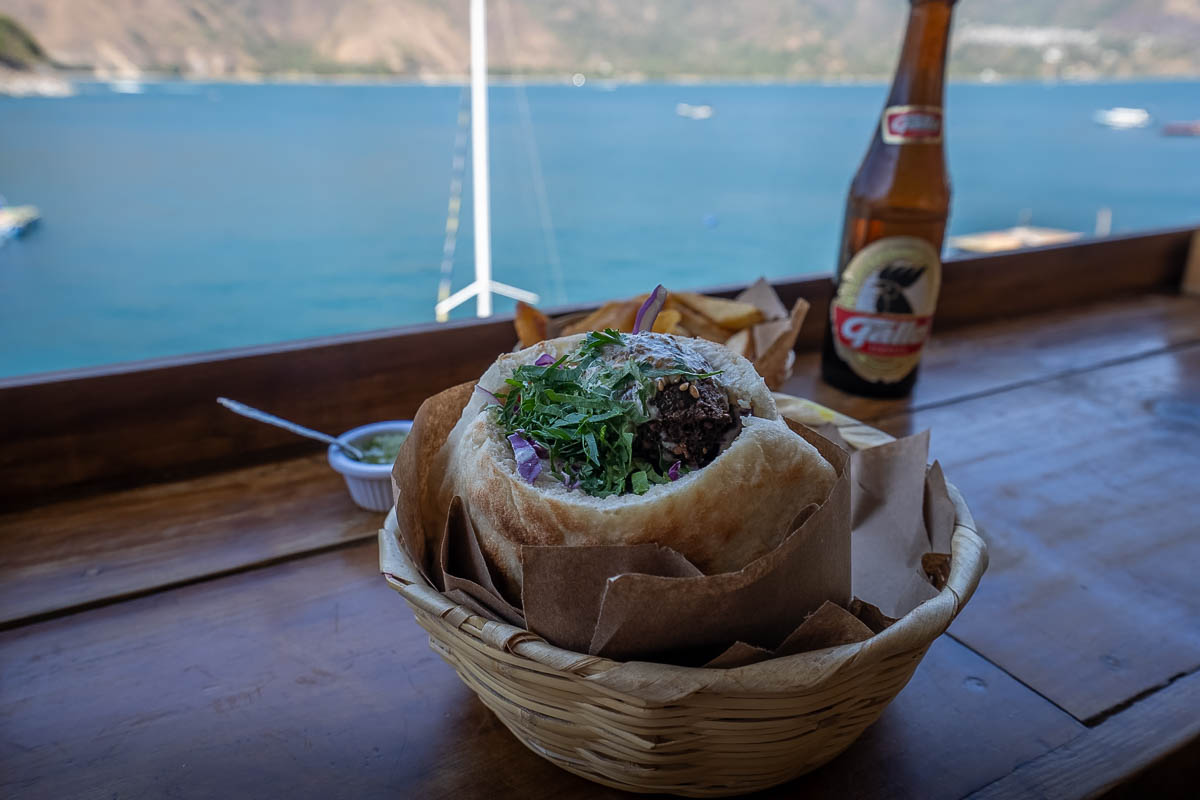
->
(885, 0), (954, 109)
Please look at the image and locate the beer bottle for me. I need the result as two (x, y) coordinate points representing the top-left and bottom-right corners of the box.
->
(820, 0), (956, 397)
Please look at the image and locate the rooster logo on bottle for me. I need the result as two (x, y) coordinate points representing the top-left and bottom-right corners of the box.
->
(854, 260), (926, 314)
(832, 237), (941, 383)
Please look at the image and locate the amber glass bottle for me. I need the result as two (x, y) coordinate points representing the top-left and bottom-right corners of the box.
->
(820, 0), (956, 397)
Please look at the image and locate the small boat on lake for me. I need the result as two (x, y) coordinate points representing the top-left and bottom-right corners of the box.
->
(948, 225), (1082, 254)
(1162, 120), (1200, 137)
(1093, 107), (1151, 129)
(0, 204), (41, 240)
(108, 79), (145, 94)
(676, 103), (714, 120)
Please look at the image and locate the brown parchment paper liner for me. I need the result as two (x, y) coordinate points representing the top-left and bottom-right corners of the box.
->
(581, 418), (850, 663)
(523, 543), (703, 654)
(393, 381), (955, 667)
(706, 601), (877, 668)
(439, 497), (526, 626)
(737, 278), (810, 391)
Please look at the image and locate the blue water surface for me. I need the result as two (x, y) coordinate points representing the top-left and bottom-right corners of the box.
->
(1, 80), (1198, 378)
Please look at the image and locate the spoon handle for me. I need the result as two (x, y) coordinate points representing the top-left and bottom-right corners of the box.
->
(216, 397), (365, 460)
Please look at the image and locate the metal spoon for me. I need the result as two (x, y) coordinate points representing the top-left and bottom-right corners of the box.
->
(216, 397), (366, 460)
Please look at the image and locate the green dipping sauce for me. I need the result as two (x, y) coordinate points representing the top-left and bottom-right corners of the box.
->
(355, 432), (409, 464)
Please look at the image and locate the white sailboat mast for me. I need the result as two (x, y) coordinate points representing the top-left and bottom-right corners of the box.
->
(434, 0), (539, 320)
(469, 0), (493, 317)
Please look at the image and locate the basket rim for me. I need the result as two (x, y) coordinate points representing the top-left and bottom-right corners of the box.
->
(378, 398), (988, 701)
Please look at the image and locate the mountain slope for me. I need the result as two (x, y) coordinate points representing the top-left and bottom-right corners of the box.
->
(0, 12), (46, 68)
(0, 0), (1196, 79)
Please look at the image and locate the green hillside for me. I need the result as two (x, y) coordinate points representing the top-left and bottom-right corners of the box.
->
(0, 13), (45, 69)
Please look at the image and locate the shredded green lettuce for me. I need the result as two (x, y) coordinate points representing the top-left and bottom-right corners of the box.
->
(491, 330), (717, 497)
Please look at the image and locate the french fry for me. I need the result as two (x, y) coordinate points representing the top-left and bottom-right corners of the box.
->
(673, 292), (765, 330)
(514, 301), (550, 348)
(561, 300), (640, 336)
(666, 297), (735, 343)
(528, 284), (783, 351)
(650, 308), (682, 334)
(724, 329), (754, 360)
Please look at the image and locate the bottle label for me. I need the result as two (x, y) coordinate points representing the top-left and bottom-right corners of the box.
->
(831, 236), (941, 383)
(881, 105), (943, 144)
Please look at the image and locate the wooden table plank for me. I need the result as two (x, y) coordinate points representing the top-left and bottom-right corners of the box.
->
(5, 294), (1197, 628)
(785, 636), (1082, 800)
(873, 344), (1200, 723)
(967, 670), (1200, 799)
(782, 293), (1200, 424)
(0, 540), (1083, 800)
(0, 454), (379, 626)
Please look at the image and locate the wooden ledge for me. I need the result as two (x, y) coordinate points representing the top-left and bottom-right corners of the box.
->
(0, 453), (379, 627)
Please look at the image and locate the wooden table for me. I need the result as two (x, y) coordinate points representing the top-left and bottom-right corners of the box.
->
(3, 290), (1199, 798)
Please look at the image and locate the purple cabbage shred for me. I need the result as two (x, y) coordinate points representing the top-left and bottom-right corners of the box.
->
(668, 461), (682, 481)
(507, 433), (542, 484)
(633, 284), (668, 334)
(516, 428), (547, 458)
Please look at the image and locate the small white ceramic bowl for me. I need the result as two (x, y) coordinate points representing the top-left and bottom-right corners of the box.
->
(327, 420), (412, 512)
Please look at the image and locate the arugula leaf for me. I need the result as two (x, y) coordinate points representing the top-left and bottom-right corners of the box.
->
(582, 431), (600, 464)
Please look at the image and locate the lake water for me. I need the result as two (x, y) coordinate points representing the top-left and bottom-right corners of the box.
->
(1, 80), (1198, 378)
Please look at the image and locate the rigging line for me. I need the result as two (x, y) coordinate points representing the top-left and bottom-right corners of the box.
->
(435, 87), (472, 322)
(496, 0), (568, 307)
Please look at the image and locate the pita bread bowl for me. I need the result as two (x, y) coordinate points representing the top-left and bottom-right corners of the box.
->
(437, 304), (837, 598)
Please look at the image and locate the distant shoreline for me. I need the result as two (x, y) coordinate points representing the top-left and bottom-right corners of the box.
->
(60, 71), (1200, 89)
(7, 68), (1198, 99)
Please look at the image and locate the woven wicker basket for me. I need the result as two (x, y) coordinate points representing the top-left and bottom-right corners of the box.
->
(378, 397), (987, 797)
